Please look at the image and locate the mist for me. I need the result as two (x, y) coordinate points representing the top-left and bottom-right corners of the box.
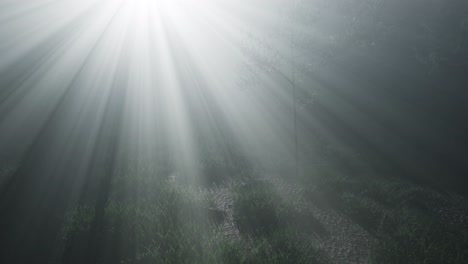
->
(1, 0), (467, 263)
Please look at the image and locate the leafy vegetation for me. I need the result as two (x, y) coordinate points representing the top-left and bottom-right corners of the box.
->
(61, 175), (328, 264)
(57, 166), (468, 264)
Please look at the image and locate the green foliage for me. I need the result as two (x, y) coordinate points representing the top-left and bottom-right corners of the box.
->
(341, 193), (383, 231)
(232, 180), (287, 236)
(371, 208), (468, 264)
(133, 229), (325, 264)
(62, 176), (327, 264)
(237, 230), (325, 264)
(62, 164), (467, 264)
(232, 178), (327, 239)
(61, 205), (95, 240)
(302, 170), (468, 263)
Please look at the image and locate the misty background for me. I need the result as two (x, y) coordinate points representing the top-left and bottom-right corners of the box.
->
(0, 0), (467, 263)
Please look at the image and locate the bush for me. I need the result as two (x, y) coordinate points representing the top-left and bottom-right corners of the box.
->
(232, 180), (289, 236)
(371, 208), (468, 264)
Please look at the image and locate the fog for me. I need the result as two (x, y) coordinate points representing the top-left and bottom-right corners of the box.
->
(0, 0), (467, 263)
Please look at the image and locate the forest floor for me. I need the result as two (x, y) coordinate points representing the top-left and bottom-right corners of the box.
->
(57, 165), (468, 264)
(207, 173), (468, 264)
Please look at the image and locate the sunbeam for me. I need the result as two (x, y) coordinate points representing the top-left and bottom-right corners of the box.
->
(1, 0), (467, 263)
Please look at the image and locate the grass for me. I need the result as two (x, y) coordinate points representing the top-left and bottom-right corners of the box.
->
(62, 180), (221, 263)
(232, 178), (326, 238)
(371, 207), (468, 263)
(61, 174), (327, 264)
(232, 180), (287, 236)
(303, 170), (468, 263)
(57, 165), (468, 264)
